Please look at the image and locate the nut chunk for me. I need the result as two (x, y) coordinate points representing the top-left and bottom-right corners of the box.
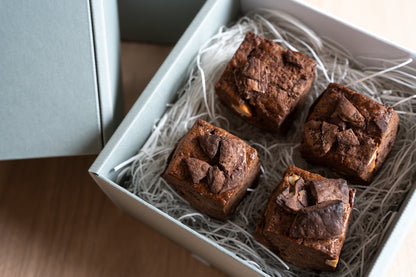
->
(300, 83), (400, 183)
(215, 32), (317, 133)
(254, 166), (356, 271)
(162, 119), (261, 220)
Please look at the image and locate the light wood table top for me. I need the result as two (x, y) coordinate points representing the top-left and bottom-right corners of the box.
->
(1, 1), (415, 276)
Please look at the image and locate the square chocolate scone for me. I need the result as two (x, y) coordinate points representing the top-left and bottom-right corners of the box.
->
(254, 165), (355, 271)
(162, 119), (261, 220)
(300, 83), (399, 183)
(215, 32), (317, 133)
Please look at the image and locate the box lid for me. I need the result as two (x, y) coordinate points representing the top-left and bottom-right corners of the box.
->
(0, 0), (122, 160)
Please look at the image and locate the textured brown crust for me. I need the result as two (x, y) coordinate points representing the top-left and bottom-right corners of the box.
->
(254, 166), (355, 271)
(300, 83), (400, 184)
(215, 32), (317, 133)
(162, 119), (261, 220)
(289, 200), (344, 239)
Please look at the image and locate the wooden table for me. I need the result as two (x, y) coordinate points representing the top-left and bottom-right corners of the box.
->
(1, 1), (415, 276)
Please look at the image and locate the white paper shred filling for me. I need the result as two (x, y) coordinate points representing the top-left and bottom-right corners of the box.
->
(115, 10), (416, 277)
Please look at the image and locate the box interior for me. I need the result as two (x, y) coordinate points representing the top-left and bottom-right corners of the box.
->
(118, 0), (206, 44)
(242, 0), (416, 69)
(90, 0), (416, 276)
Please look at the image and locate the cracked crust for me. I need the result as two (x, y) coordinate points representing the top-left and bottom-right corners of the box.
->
(300, 83), (400, 184)
(215, 32), (317, 133)
(254, 166), (355, 271)
(162, 119), (261, 220)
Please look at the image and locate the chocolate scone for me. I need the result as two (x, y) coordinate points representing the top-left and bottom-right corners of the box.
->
(254, 165), (355, 271)
(162, 119), (261, 220)
(215, 32), (317, 133)
(300, 83), (399, 183)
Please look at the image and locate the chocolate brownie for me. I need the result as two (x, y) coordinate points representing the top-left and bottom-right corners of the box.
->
(300, 83), (400, 183)
(215, 32), (317, 133)
(162, 119), (261, 220)
(254, 166), (355, 271)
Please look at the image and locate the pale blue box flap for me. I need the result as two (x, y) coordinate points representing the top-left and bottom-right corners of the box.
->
(0, 0), (122, 160)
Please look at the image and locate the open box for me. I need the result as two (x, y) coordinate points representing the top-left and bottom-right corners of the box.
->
(89, 0), (416, 276)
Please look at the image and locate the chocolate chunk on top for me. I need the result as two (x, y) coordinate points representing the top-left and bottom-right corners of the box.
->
(294, 178), (309, 207)
(219, 138), (247, 175)
(207, 166), (226, 194)
(373, 118), (388, 133)
(303, 120), (339, 155)
(276, 177), (309, 213)
(198, 135), (221, 160)
(331, 95), (365, 128)
(311, 178), (350, 204)
(303, 120), (323, 153)
(191, 135), (249, 194)
(218, 138), (247, 192)
(289, 200), (344, 239)
(185, 157), (211, 184)
(321, 121), (339, 154)
(283, 49), (305, 69)
(236, 57), (269, 96)
(337, 129), (360, 146)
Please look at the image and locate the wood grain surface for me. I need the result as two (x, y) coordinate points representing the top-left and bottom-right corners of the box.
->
(1, 1), (415, 277)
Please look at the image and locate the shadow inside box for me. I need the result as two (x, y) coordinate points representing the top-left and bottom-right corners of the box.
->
(120, 42), (173, 113)
(0, 149), (225, 276)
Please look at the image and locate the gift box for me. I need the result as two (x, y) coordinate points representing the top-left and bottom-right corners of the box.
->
(89, 0), (416, 276)
(0, 0), (123, 160)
